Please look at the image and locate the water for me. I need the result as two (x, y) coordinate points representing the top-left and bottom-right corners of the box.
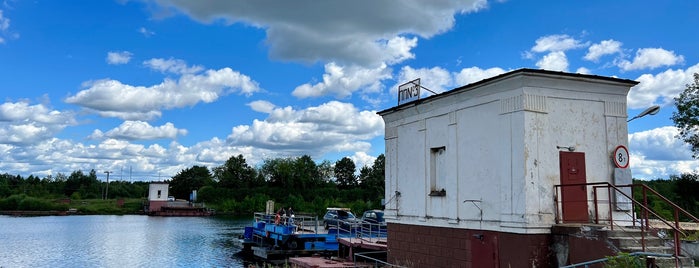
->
(0, 215), (252, 268)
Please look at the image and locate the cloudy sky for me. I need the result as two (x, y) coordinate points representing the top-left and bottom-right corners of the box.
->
(0, 1), (697, 181)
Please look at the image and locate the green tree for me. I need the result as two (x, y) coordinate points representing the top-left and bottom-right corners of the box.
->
(672, 73), (699, 158)
(213, 154), (260, 189)
(169, 166), (213, 200)
(334, 157), (357, 189)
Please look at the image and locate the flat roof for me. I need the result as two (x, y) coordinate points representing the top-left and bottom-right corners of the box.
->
(379, 68), (639, 115)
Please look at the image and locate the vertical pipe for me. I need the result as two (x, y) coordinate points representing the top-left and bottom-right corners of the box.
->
(643, 187), (649, 231)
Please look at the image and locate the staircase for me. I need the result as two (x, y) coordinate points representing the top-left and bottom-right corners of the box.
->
(606, 227), (695, 268)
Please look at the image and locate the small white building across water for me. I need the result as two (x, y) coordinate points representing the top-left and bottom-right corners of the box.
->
(378, 68), (639, 267)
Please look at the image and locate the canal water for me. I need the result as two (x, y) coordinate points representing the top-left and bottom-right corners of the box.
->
(0, 215), (253, 268)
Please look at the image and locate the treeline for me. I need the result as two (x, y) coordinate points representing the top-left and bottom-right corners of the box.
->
(633, 173), (699, 221)
(0, 154), (386, 216)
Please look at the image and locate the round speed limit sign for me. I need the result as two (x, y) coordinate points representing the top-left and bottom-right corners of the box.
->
(613, 145), (629, 168)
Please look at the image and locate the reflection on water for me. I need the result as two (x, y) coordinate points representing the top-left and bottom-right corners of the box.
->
(0, 215), (251, 268)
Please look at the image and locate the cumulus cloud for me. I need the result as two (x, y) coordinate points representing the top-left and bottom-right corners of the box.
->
(247, 100), (276, 114)
(106, 51), (133, 65)
(146, 0), (487, 66)
(576, 67), (591, 74)
(390, 66), (506, 98)
(536, 51), (569, 72)
(229, 101), (384, 155)
(89, 121), (187, 140)
(0, 101), (77, 145)
(584, 39), (622, 62)
(293, 62), (392, 99)
(531, 34), (585, 53)
(617, 48), (684, 71)
(65, 67), (262, 120)
(629, 126), (699, 179)
(627, 63), (699, 109)
(454, 66), (507, 85)
(395, 66), (452, 96)
(143, 58), (204, 74)
(351, 151), (377, 169)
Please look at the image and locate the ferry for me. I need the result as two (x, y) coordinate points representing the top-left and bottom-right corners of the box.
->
(238, 209), (388, 263)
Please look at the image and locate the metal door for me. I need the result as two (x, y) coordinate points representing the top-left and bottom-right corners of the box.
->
(471, 233), (498, 268)
(559, 151), (588, 223)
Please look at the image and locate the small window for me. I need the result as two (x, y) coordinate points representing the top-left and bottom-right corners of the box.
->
(430, 146), (447, 196)
(157, 190), (161, 198)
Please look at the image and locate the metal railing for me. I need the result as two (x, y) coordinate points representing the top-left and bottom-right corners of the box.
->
(354, 251), (404, 267)
(560, 252), (674, 268)
(554, 182), (699, 267)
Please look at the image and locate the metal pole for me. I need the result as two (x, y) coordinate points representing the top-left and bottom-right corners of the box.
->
(105, 171), (111, 200)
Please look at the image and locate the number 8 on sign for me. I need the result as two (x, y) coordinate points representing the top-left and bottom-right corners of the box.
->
(612, 145), (629, 168)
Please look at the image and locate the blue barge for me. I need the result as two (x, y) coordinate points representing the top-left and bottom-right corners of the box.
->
(239, 212), (343, 261)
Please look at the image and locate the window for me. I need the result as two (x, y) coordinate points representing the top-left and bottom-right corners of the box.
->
(430, 146), (447, 196)
(157, 190), (161, 198)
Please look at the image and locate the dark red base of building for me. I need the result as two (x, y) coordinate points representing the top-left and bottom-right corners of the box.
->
(387, 223), (553, 268)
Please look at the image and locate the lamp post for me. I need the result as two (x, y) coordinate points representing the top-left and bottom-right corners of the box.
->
(104, 171), (111, 200)
(627, 105), (660, 122)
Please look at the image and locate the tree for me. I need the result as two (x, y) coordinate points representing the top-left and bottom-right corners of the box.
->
(672, 73), (699, 158)
(334, 157), (357, 189)
(169, 166), (213, 200)
(213, 154), (259, 189)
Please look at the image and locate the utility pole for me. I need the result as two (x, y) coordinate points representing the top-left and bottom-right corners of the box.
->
(104, 171), (111, 200)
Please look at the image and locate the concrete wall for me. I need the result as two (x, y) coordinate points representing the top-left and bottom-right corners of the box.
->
(380, 70), (636, 234)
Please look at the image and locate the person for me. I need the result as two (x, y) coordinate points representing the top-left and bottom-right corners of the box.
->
(275, 208), (283, 225)
(287, 207), (295, 225)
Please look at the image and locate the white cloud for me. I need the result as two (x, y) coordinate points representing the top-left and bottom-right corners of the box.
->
(0, 9), (17, 43)
(536, 51), (569, 72)
(147, 0), (487, 66)
(584, 39), (622, 62)
(454, 66), (507, 85)
(292, 62), (392, 99)
(575, 67), (591, 74)
(531, 34), (585, 53)
(143, 58), (204, 74)
(351, 151), (376, 169)
(247, 100), (276, 114)
(629, 126), (699, 179)
(617, 48), (684, 71)
(627, 63), (699, 109)
(229, 101), (384, 156)
(139, 27), (155, 37)
(106, 51), (133, 65)
(90, 121), (187, 141)
(0, 101), (77, 145)
(394, 66), (452, 96)
(65, 67), (262, 120)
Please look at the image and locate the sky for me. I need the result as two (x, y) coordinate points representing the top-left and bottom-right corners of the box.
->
(0, 0), (698, 182)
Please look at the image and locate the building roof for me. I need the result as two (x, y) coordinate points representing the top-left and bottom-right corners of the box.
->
(378, 68), (639, 116)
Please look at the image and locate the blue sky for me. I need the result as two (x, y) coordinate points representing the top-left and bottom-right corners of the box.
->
(0, 0), (697, 181)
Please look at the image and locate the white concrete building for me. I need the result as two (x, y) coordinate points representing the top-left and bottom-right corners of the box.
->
(378, 69), (638, 267)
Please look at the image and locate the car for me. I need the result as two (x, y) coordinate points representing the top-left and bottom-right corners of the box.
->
(322, 208), (361, 230)
(360, 210), (386, 231)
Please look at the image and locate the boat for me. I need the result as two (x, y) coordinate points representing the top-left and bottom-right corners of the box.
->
(237, 209), (389, 263)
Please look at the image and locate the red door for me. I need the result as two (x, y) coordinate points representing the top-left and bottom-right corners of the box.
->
(472, 233), (498, 268)
(560, 151), (588, 223)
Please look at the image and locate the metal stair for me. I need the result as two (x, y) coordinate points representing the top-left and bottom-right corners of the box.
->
(605, 227), (695, 268)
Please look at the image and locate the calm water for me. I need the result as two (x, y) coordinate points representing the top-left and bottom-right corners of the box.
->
(0, 215), (252, 268)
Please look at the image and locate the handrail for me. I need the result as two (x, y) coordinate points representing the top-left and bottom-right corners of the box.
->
(637, 183), (699, 223)
(554, 182), (699, 268)
(560, 252), (674, 268)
